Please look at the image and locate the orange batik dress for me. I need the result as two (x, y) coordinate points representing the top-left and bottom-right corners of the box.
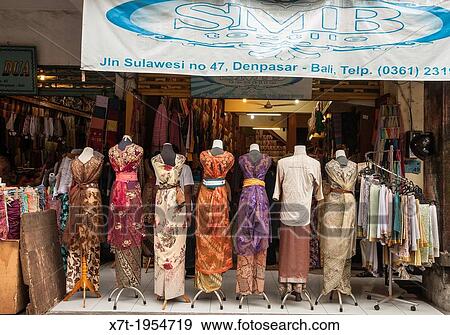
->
(195, 150), (234, 292)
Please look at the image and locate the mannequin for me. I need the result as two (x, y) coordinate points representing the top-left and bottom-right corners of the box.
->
(78, 147), (94, 164)
(272, 143), (323, 310)
(118, 135), (133, 150)
(335, 149), (348, 167)
(248, 143), (262, 163)
(294, 145), (307, 155)
(211, 139), (224, 156)
(161, 143), (176, 166)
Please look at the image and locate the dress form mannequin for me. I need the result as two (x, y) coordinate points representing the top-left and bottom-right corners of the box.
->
(160, 143), (176, 166)
(249, 144), (262, 163)
(335, 150), (348, 167)
(78, 147), (94, 164)
(294, 145), (307, 155)
(118, 135), (133, 150)
(211, 139), (224, 156)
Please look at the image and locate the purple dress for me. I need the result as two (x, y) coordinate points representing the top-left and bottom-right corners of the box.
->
(236, 153), (272, 256)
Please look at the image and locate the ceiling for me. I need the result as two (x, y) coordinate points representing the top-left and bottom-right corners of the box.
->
(225, 99), (318, 114)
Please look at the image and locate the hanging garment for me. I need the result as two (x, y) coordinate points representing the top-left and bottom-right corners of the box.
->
(108, 143), (144, 288)
(152, 103), (168, 153)
(235, 153), (272, 296)
(368, 183), (381, 242)
(320, 159), (358, 296)
(195, 150), (234, 293)
(151, 153), (188, 300)
(63, 152), (104, 293)
(430, 204), (440, 258)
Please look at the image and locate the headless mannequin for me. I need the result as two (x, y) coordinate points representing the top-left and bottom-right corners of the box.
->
(294, 145), (307, 155)
(210, 139), (224, 156)
(335, 149), (348, 167)
(78, 147), (94, 164)
(118, 135), (133, 150)
(248, 143), (262, 163)
(160, 143), (176, 166)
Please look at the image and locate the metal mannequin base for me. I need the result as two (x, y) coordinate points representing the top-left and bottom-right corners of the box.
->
(108, 286), (146, 310)
(315, 290), (358, 312)
(236, 292), (271, 309)
(280, 289), (314, 310)
(191, 289), (226, 310)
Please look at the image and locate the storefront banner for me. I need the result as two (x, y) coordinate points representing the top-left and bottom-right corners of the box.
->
(82, 0), (450, 80)
(191, 77), (312, 99)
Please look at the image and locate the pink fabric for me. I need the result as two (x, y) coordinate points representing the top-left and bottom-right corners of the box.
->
(108, 144), (145, 250)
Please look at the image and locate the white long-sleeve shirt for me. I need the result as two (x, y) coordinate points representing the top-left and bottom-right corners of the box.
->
(273, 152), (323, 226)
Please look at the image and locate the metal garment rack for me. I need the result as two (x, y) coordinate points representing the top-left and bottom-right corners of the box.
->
(362, 153), (419, 311)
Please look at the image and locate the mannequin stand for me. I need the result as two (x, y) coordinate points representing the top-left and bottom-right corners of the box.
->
(366, 250), (418, 311)
(63, 255), (100, 308)
(108, 286), (146, 310)
(191, 289), (226, 310)
(158, 294), (191, 310)
(315, 290), (358, 313)
(280, 288), (314, 310)
(236, 292), (271, 309)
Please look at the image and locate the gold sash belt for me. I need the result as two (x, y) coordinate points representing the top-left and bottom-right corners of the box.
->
(243, 178), (265, 187)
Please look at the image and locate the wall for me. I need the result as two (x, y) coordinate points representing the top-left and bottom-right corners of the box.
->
(0, 1), (83, 65)
(238, 114), (287, 140)
(382, 81), (425, 189)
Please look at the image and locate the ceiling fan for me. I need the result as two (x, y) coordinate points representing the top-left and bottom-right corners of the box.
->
(246, 100), (297, 109)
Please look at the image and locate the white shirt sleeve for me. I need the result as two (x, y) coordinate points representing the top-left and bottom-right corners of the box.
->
(272, 161), (283, 201)
(181, 165), (194, 187)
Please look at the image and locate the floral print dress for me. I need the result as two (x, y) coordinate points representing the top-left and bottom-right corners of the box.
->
(151, 153), (187, 300)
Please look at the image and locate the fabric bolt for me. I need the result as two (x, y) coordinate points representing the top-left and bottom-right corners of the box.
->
(320, 159), (357, 295)
(278, 224), (310, 295)
(65, 152), (104, 293)
(151, 153), (188, 300)
(152, 103), (169, 153)
(6, 198), (21, 240)
(195, 150), (234, 292)
(0, 192), (8, 240)
(236, 250), (267, 295)
(108, 143), (144, 288)
(273, 152), (323, 226)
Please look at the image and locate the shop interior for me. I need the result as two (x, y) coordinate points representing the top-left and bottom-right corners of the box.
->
(0, 71), (442, 315)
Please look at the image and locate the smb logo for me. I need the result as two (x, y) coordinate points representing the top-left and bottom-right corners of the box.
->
(106, 0), (450, 59)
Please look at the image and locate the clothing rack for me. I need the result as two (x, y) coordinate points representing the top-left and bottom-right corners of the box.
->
(361, 153), (419, 311)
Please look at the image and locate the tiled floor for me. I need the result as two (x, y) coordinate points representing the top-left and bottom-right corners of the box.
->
(50, 265), (443, 315)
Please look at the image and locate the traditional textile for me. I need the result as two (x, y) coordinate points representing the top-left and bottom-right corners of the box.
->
(151, 153), (187, 300)
(0, 191), (7, 240)
(235, 153), (272, 255)
(235, 153), (271, 296)
(273, 152), (323, 226)
(236, 250), (267, 295)
(6, 198), (21, 240)
(195, 150), (234, 292)
(320, 159), (357, 295)
(151, 103), (168, 153)
(278, 224), (310, 295)
(430, 204), (440, 258)
(64, 152), (104, 293)
(115, 248), (142, 288)
(108, 143), (145, 288)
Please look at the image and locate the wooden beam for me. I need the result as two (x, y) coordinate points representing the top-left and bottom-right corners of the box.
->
(10, 96), (91, 119)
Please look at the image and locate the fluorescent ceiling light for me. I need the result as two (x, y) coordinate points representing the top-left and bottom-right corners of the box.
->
(246, 113), (282, 117)
(253, 127), (282, 130)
